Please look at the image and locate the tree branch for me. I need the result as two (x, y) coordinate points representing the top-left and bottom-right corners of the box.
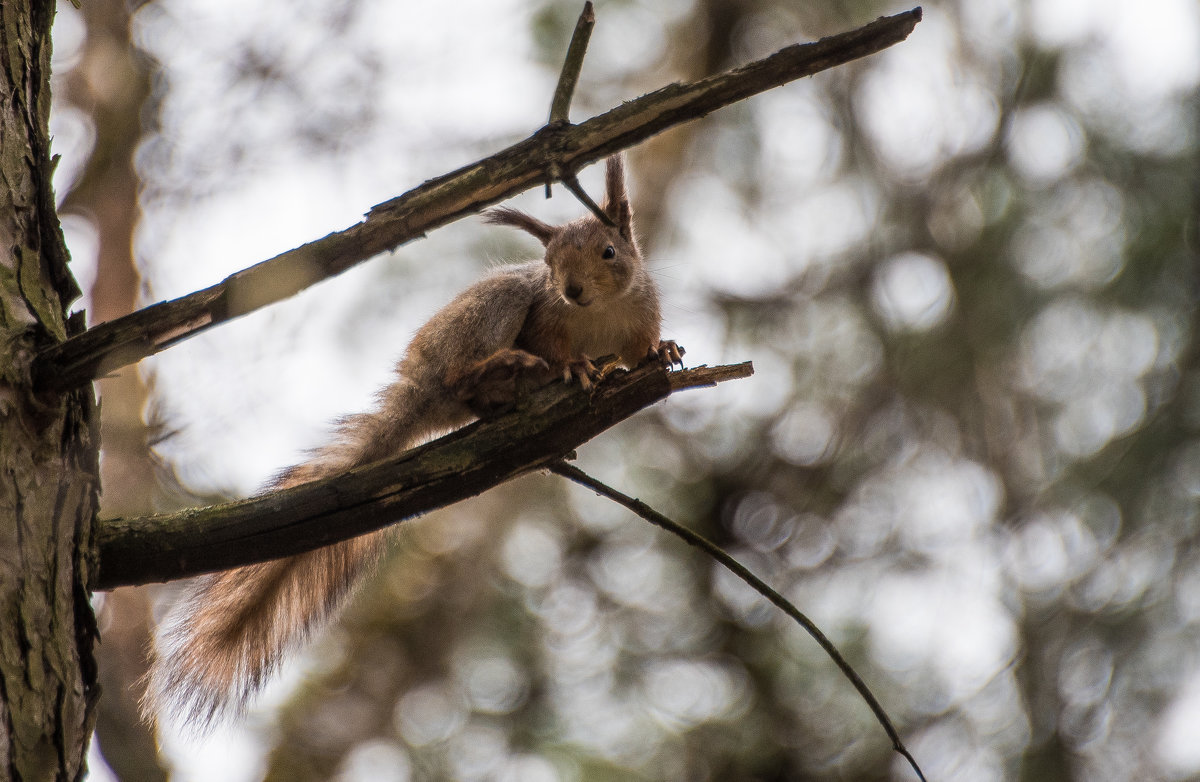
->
(93, 361), (752, 590)
(548, 1), (595, 125)
(548, 461), (928, 782)
(33, 8), (921, 393)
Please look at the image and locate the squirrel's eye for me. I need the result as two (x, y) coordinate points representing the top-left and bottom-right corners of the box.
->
(602, 245), (616, 260)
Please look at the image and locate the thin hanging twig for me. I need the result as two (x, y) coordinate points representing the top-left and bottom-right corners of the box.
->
(548, 460), (929, 782)
(560, 172), (615, 226)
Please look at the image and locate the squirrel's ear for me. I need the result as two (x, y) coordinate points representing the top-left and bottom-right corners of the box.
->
(483, 207), (556, 247)
(602, 155), (633, 239)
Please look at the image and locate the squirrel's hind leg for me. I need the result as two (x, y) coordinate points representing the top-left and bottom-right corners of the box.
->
(451, 348), (555, 415)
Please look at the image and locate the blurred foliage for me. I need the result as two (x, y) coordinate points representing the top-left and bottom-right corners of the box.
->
(63, 0), (1200, 779)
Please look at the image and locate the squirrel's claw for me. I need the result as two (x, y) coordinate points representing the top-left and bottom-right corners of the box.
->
(653, 340), (685, 369)
(594, 354), (623, 377)
(565, 356), (602, 391)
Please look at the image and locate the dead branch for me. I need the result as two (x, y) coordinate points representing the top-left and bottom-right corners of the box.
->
(34, 8), (920, 393)
(93, 361), (752, 590)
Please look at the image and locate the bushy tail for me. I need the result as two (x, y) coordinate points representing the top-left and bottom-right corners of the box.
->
(145, 531), (388, 729)
(145, 378), (468, 730)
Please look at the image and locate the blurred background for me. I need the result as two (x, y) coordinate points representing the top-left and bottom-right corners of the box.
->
(51, 0), (1199, 779)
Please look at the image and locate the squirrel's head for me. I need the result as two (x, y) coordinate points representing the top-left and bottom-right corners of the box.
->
(484, 155), (641, 308)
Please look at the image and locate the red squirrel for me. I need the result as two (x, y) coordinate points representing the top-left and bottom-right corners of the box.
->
(145, 155), (683, 728)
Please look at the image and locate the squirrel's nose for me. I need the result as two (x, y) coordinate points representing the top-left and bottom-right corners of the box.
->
(564, 283), (584, 303)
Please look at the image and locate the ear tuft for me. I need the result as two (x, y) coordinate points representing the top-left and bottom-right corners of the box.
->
(602, 155), (633, 239)
(483, 207), (557, 247)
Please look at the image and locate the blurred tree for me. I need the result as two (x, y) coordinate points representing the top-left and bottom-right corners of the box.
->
(54, 1), (170, 779)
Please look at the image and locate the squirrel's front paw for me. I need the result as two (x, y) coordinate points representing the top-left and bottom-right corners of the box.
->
(651, 340), (685, 369)
(564, 356), (602, 391)
(455, 349), (554, 415)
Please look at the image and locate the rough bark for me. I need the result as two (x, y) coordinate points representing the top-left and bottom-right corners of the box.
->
(0, 1), (102, 780)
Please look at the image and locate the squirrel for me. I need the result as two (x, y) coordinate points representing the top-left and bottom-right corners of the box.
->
(145, 154), (683, 729)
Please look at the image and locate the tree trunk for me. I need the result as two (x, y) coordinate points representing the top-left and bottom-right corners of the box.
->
(0, 1), (102, 780)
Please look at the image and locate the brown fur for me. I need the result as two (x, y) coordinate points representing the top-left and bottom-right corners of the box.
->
(145, 155), (680, 729)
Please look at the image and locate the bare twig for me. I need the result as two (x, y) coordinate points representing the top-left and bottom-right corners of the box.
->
(545, 2), (597, 201)
(549, 460), (928, 782)
(549, 1), (596, 125)
(33, 9), (921, 393)
(560, 173), (614, 226)
(94, 361), (753, 590)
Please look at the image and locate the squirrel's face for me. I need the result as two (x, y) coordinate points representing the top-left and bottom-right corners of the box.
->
(546, 218), (640, 308)
(482, 156), (641, 308)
